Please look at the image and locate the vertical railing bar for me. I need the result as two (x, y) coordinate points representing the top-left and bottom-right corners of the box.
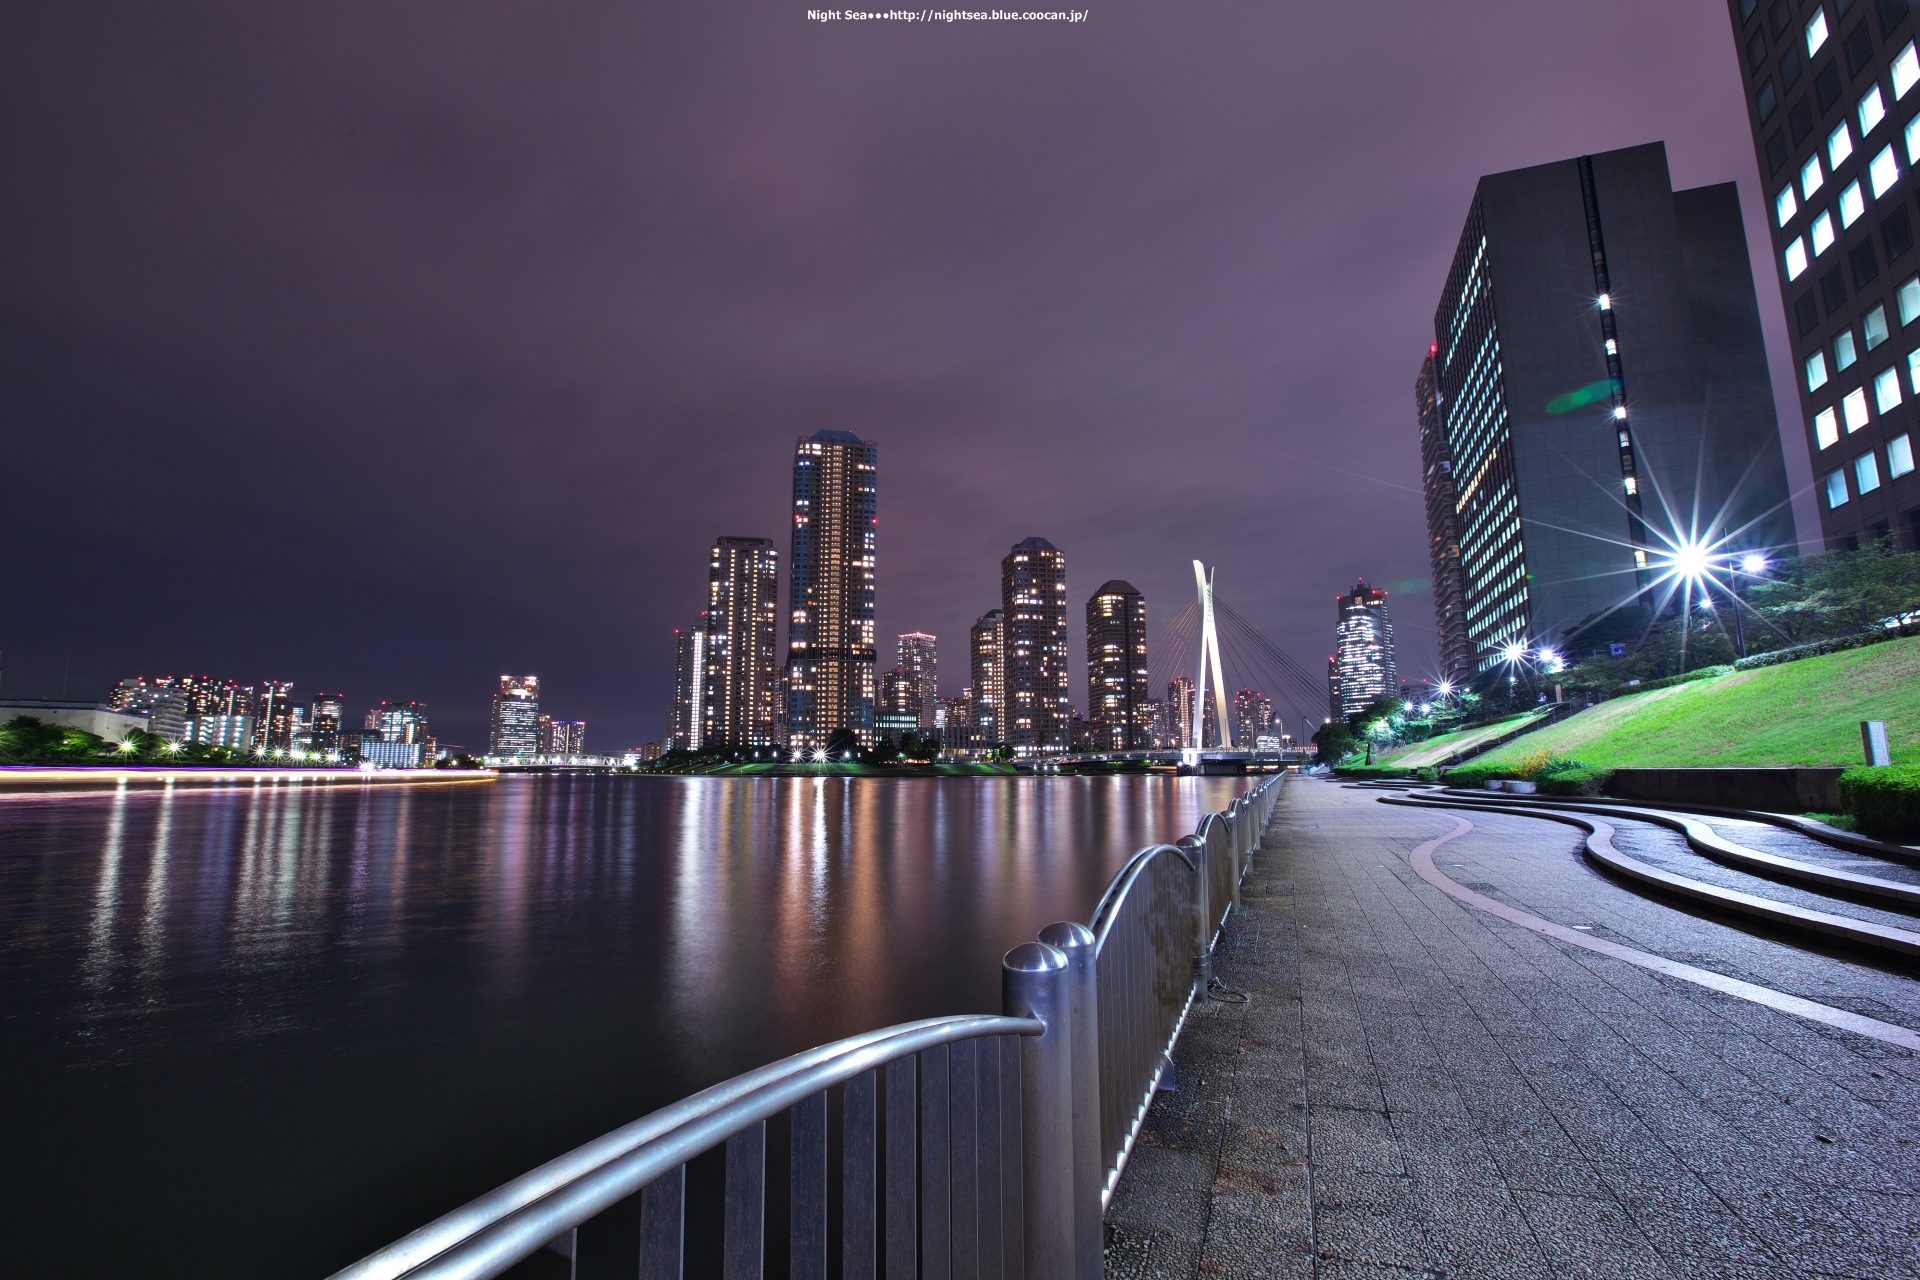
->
(950, 1038), (980, 1280)
(920, 1043), (952, 1280)
(724, 1122), (766, 1280)
(998, 1036), (1024, 1280)
(792, 1091), (828, 1280)
(978, 1030), (1004, 1280)
(844, 1070), (878, 1280)
(885, 1057), (918, 1280)
(639, 1165), (686, 1280)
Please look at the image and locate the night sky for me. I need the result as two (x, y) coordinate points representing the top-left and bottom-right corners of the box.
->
(1, 1), (1820, 750)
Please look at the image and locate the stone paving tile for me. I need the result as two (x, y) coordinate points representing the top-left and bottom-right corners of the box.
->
(1104, 778), (1920, 1279)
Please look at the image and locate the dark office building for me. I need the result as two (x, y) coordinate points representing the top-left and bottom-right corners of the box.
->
(1416, 350), (1474, 684)
(1430, 142), (1793, 669)
(1729, 0), (1920, 548)
(1085, 580), (1150, 751)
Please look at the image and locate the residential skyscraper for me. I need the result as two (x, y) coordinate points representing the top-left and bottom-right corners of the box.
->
(969, 609), (1005, 749)
(1085, 580), (1150, 751)
(703, 536), (781, 747)
(255, 681), (297, 752)
(786, 429), (878, 748)
(1431, 142), (1792, 668)
(945, 688), (974, 753)
(878, 667), (919, 741)
(1334, 582), (1397, 718)
(310, 693), (345, 755)
(1167, 676), (1196, 750)
(667, 623), (705, 752)
(489, 675), (539, 759)
(1000, 538), (1070, 755)
(1233, 689), (1274, 749)
(539, 718), (586, 755)
(1730, 4), (1920, 548)
(896, 632), (939, 730)
(1416, 350), (1474, 684)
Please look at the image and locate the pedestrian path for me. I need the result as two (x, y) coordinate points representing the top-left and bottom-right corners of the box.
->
(1105, 778), (1920, 1279)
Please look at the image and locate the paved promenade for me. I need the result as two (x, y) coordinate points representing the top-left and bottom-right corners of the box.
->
(1106, 778), (1920, 1279)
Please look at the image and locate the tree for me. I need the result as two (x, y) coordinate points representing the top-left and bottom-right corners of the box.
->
(824, 727), (861, 759)
(869, 736), (899, 765)
(1311, 721), (1355, 762)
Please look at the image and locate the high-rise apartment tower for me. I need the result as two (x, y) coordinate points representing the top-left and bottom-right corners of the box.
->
(1334, 582), (1397, 719)
(1086, 580), (1150, 751)
(896, 632), (939, 730)
(786, 430), (878, 748)
(1000, 538), (1070, 755)
(1431, 142), (1792, 667)
(703, 536), (781, 747)
(1729, 1), (1920, 547)
(490, 675), (539, 759)
(969, 609), (1005, 749)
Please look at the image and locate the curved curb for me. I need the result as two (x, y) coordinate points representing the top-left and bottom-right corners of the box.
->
(1384, 796), (1920, 964)
(1439, 787), (1920, 866)
(1393, 810), (1920, 1052)
(1428, 792), (1920, 912)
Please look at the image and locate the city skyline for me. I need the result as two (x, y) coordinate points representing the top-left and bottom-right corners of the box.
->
(0, 3), (1823, 749)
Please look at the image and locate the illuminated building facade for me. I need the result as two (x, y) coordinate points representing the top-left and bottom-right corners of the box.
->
(1729, 2), (1920, 548)
(703, 536), (781, 747)
(1000, 538), (1070, 754)
(667, 623), (705, 751)
(896, 632), (939, 730)
(489, 675), (539, 759)
(1327, 657), (1342, 723)
(877, 667), (919, 740)
(1166, 676), (1196, 749)
(969, 609), (1004, 749)
(309, 693), (346, 755)
(1416, 351), (1475, 684)
(786, 429), (878, 748)
(945, 688), (974, 753)
(1334, 582), (1397, 718)
(1085, 580), (1150, 751)
(255, 681), (297, 752)
(538, 717), (586, 755)
(1233, 689), (1274, 749)
(1432, 143), (1791, 668)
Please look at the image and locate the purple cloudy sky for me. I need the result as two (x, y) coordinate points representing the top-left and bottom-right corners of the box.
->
(0, 0), (1816, 748)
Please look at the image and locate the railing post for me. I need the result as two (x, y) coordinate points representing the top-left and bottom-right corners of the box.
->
(1038, 921), (1102, 1280)
(1182, 834), (1211, 990)
(1003, 941), (1075, 1280)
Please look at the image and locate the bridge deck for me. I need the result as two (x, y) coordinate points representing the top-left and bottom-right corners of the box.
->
(1105, 778), (1920, 1278)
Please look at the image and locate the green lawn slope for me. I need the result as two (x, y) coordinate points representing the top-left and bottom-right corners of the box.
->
(1375, 711), (1543, 768)
(1468, 634), (1920, 769)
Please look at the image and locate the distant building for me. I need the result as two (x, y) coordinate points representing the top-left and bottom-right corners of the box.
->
(0, 699), (150, 742)
(637, 742), (661, 762)
(667, 622), (705, 751)
(1430, 142), (1791, 665)
(944, 688), (974, 754)
(1085, 580), (1150, 751)
(786, 429), (878, 748)
(969, 609), (1005, 749)
(489, 676), (539, 759)
(255, 681), (297, 752)
(310, 694), (346, 755)
(704, 536), (782, 747)
(108, 676), (191, 740)
(1416, 350), (1474, 685)
(359, 738), (423, 768)
(1334, 582), (1397, 718)
(1001, 537), (1070, 755)
(896, 632), (939, 730)
(1146, 698), (1173, 749)
(877, 667), (919, 741)
(1327, 656), (1342, 723)
(189, 713), (255, 749)
(1166, 676), (1196, 750)
(1233, 689), (1274, 749)
(540, 718), (586, 756)
(368, 700), (431, 745)
(1727, 7), (1919, 549)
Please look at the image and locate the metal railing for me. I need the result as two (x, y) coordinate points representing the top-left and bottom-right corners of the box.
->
(330, 772), (1283, 1280)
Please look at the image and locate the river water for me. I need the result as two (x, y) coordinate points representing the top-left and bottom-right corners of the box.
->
(0, 772), (1241, 1279)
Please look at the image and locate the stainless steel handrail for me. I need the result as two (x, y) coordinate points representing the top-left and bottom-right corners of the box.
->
(330, 770), (1286, 1280)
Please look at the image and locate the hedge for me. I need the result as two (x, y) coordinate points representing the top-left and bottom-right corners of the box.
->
(1333, 764), (1416, 779)
(1838, 764), (1920, 841)
(1538, 766), (1613, 796)
(1733, 627), (1909, 671)
(1441, 762), (1516, 788)
(1628, 665), (1735, 694)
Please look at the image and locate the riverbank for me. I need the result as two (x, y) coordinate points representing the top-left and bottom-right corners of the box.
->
(698, 760), (1020, 777)
(0, 765), (496, 793)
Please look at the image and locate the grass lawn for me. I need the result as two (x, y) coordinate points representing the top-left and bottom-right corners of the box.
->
(1468, 634), (1920, 769)
(1376, 712), (1543, 768)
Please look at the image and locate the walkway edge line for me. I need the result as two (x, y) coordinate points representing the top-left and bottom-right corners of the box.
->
(1388, 805), (1920, 1053)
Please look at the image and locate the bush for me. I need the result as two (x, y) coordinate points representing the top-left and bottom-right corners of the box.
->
(1441, 762), (1517, 788)
(1838, 764), (1920, 841)
(1333, 764), (1415, 779)
(1631, 665), (1735, 693)
(1734, 628), (1906, 671)
(1538, 766), (1613, 796)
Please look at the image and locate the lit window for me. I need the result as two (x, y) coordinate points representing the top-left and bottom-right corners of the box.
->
(1871, 144), (1901, 197)
(1844, 386), (1871, 431)
(1840, 180), (1867, 228)
(1909, 114), (1920, 165)
(1613, 405), (1628, 420)
(1624, 475), (1638, 495)
(1837, 330), (1860, 370)
(1786, 236), (1810, 280)
(1815, 407), (1841, 449)
(1633, 548), (1648, 569)
(1856, 452), (1882, 494)
(1598, 293), (1611, 311)
(1877, 365), (1904, 411)
(1866, 304), (1890, 350)
(1605, 338), (1617, 355)
(1897, 43), (1920, 99)
(1829, 121), (1855, 168)
(1902, 276), (1920, 324)
(1803, 154), (1826, 199)
(1826, 468), (1850, 507)
(1891, 433), (1916, 477)
(1807, 351), (1831, 390)
(1812, 210), (1836, 255)
(1807, 9), (1829, 55)
(1862, 85), (1889, 135)
(1777, 185), (1799, 226)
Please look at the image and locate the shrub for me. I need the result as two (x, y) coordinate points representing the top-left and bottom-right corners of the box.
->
(1510, 749), (1589, 781)
(1538, 766), (1613, 796)
(1734, 628), (1906, 671)
(1441, 762), (1517, 789)
(1333, 764), (1415, 779)
(1838, 764), (1920, 841)
(1631, 665), (1736, 694)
